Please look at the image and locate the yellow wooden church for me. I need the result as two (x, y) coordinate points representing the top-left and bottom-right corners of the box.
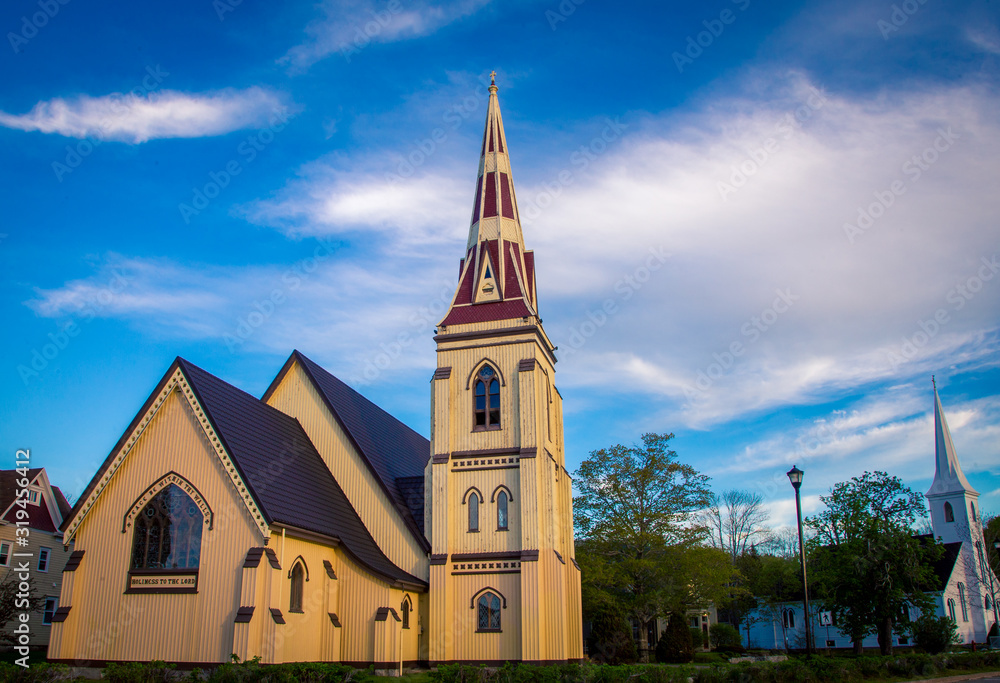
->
(49, 77), (583, 671)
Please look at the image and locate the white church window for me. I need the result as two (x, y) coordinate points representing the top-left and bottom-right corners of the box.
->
(958, 583), (968, 622)
(944, 502), (954, 523)
(782, 609), (795, 629)
(947, 598), (956, 622)
(970, 501), (977, 522)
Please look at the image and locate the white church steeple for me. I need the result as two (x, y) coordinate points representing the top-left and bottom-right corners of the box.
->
(926, 377), (982, 545)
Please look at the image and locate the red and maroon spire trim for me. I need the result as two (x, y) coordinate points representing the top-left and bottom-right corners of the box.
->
(440, 73), (537, 327)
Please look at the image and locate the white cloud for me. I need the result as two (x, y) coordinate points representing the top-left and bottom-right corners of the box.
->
(282, 0), (492, 70)
(0, 88), (289, 143)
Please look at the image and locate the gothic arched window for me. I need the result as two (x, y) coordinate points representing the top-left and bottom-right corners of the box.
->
(497, 491), (508, 531)
(944, 502), (954, 523)
(970, 501), (977, 522)
(131, 484), (203, 570)
(477, 592), (501, 632)
(958, 583), (968, 622)
(468, 491), (480, 532)
(947, 598), (956, 622)
(474, 365), (501, 429)
(289, 562), (305, 613)
(782, 609), (795, 629)
(401, 595), (412, 629)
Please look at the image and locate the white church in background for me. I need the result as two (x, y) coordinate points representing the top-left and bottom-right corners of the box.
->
(743, 380), (999, 650)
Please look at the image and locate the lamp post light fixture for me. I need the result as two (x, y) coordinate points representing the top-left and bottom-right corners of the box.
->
(787, 465), (813, 655)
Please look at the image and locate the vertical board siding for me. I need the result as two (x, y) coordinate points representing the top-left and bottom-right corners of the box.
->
(57, 390), (260, 663)
(267, 364), (427, 579)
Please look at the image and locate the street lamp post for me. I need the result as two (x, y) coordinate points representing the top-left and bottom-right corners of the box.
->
(787, 465), (813, 655)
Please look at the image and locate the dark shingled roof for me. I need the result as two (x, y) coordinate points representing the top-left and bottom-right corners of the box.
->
(0, 468), (42, 512)
(60, 358), (425, 590)
(51, 487), (72, 520)
(177, 359), (425, 589)
(914, 535), (964, 591)
(264, 351), (430, 550)
(395, 476), (426, 536)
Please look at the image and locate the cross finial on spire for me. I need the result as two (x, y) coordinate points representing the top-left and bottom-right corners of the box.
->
(490, 70), (496, 85)
(932, 374), (936, 389)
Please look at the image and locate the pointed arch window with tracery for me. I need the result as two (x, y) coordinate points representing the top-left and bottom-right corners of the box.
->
(477, 592), (502, 632)
(130, 484), (203, 570)
(474, 364), (501, 430)
(944, 502), (954, 523)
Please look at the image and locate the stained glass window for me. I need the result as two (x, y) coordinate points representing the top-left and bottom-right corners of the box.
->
(131, 484), (203, 570)
(477, 592), (501, 631)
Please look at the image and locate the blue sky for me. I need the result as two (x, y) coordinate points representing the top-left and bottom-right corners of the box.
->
(2, 0), (999, 530)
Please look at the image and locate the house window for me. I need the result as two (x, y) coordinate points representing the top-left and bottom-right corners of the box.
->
(958, 583), (968, 622)
(898, 636), (909, 645)
(944, 502), (954, 523)
(947, 598), (956, 622)
(131, 483), (203, 570)
(473, 365), (501, 429)
(289, 563), (304, 613)
(0, 541), (10, 567)
(401, 595), (412, 629)
(27, 490), (39, 505)
(468, 491), (480, 532)
(42, 598), (58, 625)
(782, 609), (795, 629)
(497, 491), (508, 530)
(37, 547), (50, 572)
(477, 592), (501, 632)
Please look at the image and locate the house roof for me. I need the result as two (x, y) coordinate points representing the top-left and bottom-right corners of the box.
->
(0, 468), (62, 533)
(62, 357), (426, 590)
(264, 350), (431, 548)
(914, 534), (964, 591)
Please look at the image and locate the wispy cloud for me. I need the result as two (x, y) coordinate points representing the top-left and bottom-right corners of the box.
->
(0, 88), (289, 143)
(281, 0), (492, 70)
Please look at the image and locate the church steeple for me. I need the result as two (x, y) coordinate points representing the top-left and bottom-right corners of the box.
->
(440, 75), (538, 327)
(928, 377), (978, 498)
(926, 377), (982, 546)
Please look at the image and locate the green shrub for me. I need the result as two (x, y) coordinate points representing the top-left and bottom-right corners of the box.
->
(655, 613), (693, 664)
(912, 615), (960, 654)
(103, 661), (175, 683)
(0, 663), (69, 683)
(708, 624), (742, 651)
(587, 604), (637, 665)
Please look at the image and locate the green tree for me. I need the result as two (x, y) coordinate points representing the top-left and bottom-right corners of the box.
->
(911, 614), (960, 653)
(0, 571), (44, 644)
(655, 612), (694, 663)
(587, 602), (638, 664)
(806, 471), (942, 655)
(574, 433), (714, 659)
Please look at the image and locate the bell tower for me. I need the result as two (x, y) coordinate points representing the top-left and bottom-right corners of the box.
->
(425, 73), (583, 664)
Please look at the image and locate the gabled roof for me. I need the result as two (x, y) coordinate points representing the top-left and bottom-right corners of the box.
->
(264, 351), (431, 549)
(62, 357), (425, 590)
(0, 468), (63, 533)
(914, 535), (965, 591)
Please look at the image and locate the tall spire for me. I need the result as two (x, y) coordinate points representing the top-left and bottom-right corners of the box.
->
(927, 378), (977, 497)
(439, 74), (538, 327)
